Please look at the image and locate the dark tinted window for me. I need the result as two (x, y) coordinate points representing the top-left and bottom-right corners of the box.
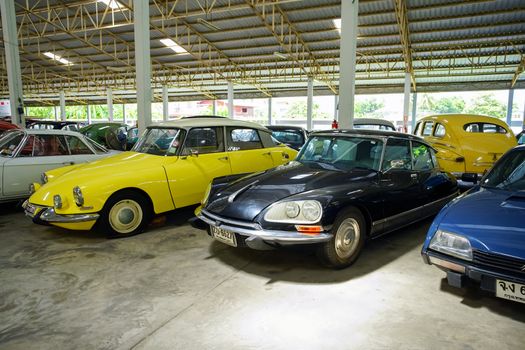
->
(382, 138), (412, 171)
(482, 150), (525, 191)
(227, 128), (262, 151)
(184, 127), (224, 154)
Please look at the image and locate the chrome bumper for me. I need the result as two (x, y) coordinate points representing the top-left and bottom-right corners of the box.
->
(24, 201), (99, 223)
(197, 208), (332, 245)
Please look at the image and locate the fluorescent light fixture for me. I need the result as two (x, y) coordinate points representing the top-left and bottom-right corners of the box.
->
(333, 18), (341, 33)
(98, 0), (121, 9)
(273, 51), (288, 59)
(160, 38), (189, 54)
(197, 18), (221, 31)
(43, 52), (73, 65)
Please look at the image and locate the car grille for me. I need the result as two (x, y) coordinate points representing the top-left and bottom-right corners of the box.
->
(473, 250), (525, 275)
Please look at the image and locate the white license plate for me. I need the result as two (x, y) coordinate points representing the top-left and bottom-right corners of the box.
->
(496, 279), (525, 304)
(211, 226), (237, 247)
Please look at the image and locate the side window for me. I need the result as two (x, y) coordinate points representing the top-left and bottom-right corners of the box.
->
(413, 122), (421, 135)
(422, 122), (433, 136)
(382, 138), (412, 171)
(227, 127), (262, 151)
(433, 123), (446, 138)
(18, 135), (35, 157)
(32, 135), (68, 156)
(412, 141), (434, 171)
(464, 123), (507, 134)
(184, 127), (224, 155)
(66, 136), (93, 155)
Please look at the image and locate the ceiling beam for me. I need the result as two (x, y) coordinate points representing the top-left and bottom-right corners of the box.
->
(393, 0), (416, 90)
(511, 56), (525, 87)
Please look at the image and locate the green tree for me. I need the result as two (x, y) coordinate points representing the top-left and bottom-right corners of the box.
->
(466, 94), (507, 119)
(27, 106), (54, 118)
(354, 98), (384, 118)
(432, 96), (465, 114)
(286, 101), (330, 119)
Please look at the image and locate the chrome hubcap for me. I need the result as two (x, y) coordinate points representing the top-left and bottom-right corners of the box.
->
(109, 199), (143, 234)
(334, 218), (360, 259)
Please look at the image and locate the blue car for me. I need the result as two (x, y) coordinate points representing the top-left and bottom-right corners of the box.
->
(421, 145), (525, 304)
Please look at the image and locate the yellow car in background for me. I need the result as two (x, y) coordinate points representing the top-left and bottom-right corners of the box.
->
(24, 117), (297, 237)
(414, 114), (517, 179)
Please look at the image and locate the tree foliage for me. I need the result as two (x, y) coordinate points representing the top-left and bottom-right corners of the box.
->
(354, 98), (384, 118)
(466, 94), (508, 118)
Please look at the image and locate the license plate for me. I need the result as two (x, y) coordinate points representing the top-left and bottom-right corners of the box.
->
(210, 226), (237, 247)
(496, 279), (525, 304)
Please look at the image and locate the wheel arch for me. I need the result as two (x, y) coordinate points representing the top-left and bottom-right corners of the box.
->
(105, 187), (155, 214)
(335, 203), (373, 237)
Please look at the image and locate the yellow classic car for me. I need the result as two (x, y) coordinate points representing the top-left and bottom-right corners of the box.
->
(413, 114), (517, 179)
(24, 117), (297, 237)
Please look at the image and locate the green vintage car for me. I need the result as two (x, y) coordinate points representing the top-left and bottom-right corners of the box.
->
(79, 123), (136, 150)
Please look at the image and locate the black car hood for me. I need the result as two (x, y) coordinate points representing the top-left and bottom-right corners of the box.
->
(205, 161), (378, 221)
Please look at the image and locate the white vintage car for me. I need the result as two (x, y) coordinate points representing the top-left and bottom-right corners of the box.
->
(0, 129), (118, 203)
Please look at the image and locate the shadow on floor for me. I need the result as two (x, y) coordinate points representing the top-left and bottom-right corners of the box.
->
(207, 217), (434, 285)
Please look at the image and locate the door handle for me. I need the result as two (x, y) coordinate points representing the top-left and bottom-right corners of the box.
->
(262, 152), (271, 156)
(410, 173), (418, 179)
(282, 152), (290, 159)
(218, 156), (229, 161)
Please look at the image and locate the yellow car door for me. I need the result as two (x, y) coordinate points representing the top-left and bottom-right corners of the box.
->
(164, 127), (232, 208)
(225, 126), (275, 173)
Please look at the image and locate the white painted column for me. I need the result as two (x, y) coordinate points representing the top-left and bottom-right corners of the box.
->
(59, 90), (66, 121)
(403, 72), (411, 132)
(411, 92), (418, 132)
(506, 88), (514, 126)
(0, 0), (25, 126)
(307, 77), (314, 131)
(334, 94), (339, 121)
(54, 106), (58, 121)
(134, 0), (152, 133)
(107, 88), (113, 121)
(123, 104), (127, 124)
(338, 0), (359, 129)
(86, 104), (91, 124)
(162, 85), (169, 121)
(268, 97), (272, 125)
(227, 81), (234, 118)
(523, 96), (525, 128)
(212, 99), (217, 115)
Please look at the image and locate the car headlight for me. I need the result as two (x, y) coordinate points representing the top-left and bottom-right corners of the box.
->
(29, 183), (36, 195)
(41, 173), (48, 184)
(264, 200), (323, 224)
(429, 229), (472, 261)
(73, 186), (84, 207)
(53, 194), (63, 209)
(202, 183), (212, 205)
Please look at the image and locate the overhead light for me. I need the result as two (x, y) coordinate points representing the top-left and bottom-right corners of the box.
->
(197, 18), (221, 31)
(98, 0), (121, 9)
(43, 52), (73, 65)
(333, 18), (341, 33)
(273, 51), (288, 59)
(160, 38), (189, 54)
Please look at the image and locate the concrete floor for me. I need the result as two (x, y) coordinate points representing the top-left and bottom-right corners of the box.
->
(1, 203), (524, 350)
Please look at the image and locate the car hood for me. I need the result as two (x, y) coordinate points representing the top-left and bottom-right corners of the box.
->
(438, 186), (525, 258)
(205, 161), (378, 221)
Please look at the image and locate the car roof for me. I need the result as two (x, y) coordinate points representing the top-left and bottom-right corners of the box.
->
(151, 117), (269, 131)
(266, 125), (306, 131)
(29, 120), (79, 125)
(353, 118), (395, 127)
(310, 128), (425, 141)
(12, 129), (84, 137)
(417, 114), (509, 126)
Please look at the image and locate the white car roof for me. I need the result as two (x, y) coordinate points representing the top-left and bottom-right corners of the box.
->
(13, 129), (84, 137)
(151, 117), (269, 131)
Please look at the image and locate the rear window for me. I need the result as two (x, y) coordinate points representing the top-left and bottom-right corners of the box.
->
(464, 123), (507, 134)
(422, 122), (434, 136)
(433, 123), (446, 138)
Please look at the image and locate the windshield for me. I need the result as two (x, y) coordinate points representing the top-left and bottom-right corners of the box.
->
(132, 127), (184, 156)
(0, 130), (24, 157)
(482, 150), (525, 191)
(297, 136), (384, 171)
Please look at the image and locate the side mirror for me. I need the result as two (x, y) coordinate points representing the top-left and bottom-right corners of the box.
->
(461, 173), (478, 183)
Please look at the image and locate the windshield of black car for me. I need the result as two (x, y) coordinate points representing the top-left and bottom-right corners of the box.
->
(132, 127), (184, 156)
(482, 150), (525, 191)
(0, 131), (24, 157)
(297, 135), (384, 171)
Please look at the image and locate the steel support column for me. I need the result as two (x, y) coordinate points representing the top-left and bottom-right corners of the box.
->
(54, 106), (58, 121)
(334, 94), (339, 121)
(228, 81), (234, 118)
(212, 99), (217, 115)
(134, 0), (152, 133)
(0, 0), (25, 126)
(338, 0), (359, 129)
(107, 88), (113, 122)
(59, 91), (66, 121)
(86, 104), (91, 124)
(123, 104), (127, 124)
(162, 85), (169, 121)
(307, 77), (314, 131)
(403, 72), (411, 132)
(411, 92), (418, 132)
(506, 89), (514, 126)
(268, 97), (272, 125)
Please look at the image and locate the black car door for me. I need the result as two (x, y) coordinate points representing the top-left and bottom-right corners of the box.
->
(377, 138), (422, 234)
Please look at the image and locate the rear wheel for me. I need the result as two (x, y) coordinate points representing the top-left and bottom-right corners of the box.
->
(98, 190), (151, 238)
(317, 207), (366, 269)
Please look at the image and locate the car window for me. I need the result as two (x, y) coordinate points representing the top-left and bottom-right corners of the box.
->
(271, 130), (304, 145)
(382, 138), (412, 171)
(0, 132), (24, 156)
(422, 122), (433, 136)
(183, 127), (224, 155)
(133, 128), (184, 156)
(66, 135), (94, 155)
(30, 135), (69, 156)
(433, 123), (446, 138)
(518, 132), (525, 145)
(412, 141), (434, 171)
(84, 137), (108, 154)
(464, 122), (507, 134)
(227, 127), (262, 151)
(413, 122), (421, 135)
(64, 124), (79, 132)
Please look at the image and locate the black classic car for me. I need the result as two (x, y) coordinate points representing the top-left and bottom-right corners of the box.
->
(266, 125), (309, 150)
(195, 130), (458, 268)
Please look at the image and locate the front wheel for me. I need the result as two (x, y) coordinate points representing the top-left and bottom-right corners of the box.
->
(317, 207), (366, 269)
(97, 190), (151, 238)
